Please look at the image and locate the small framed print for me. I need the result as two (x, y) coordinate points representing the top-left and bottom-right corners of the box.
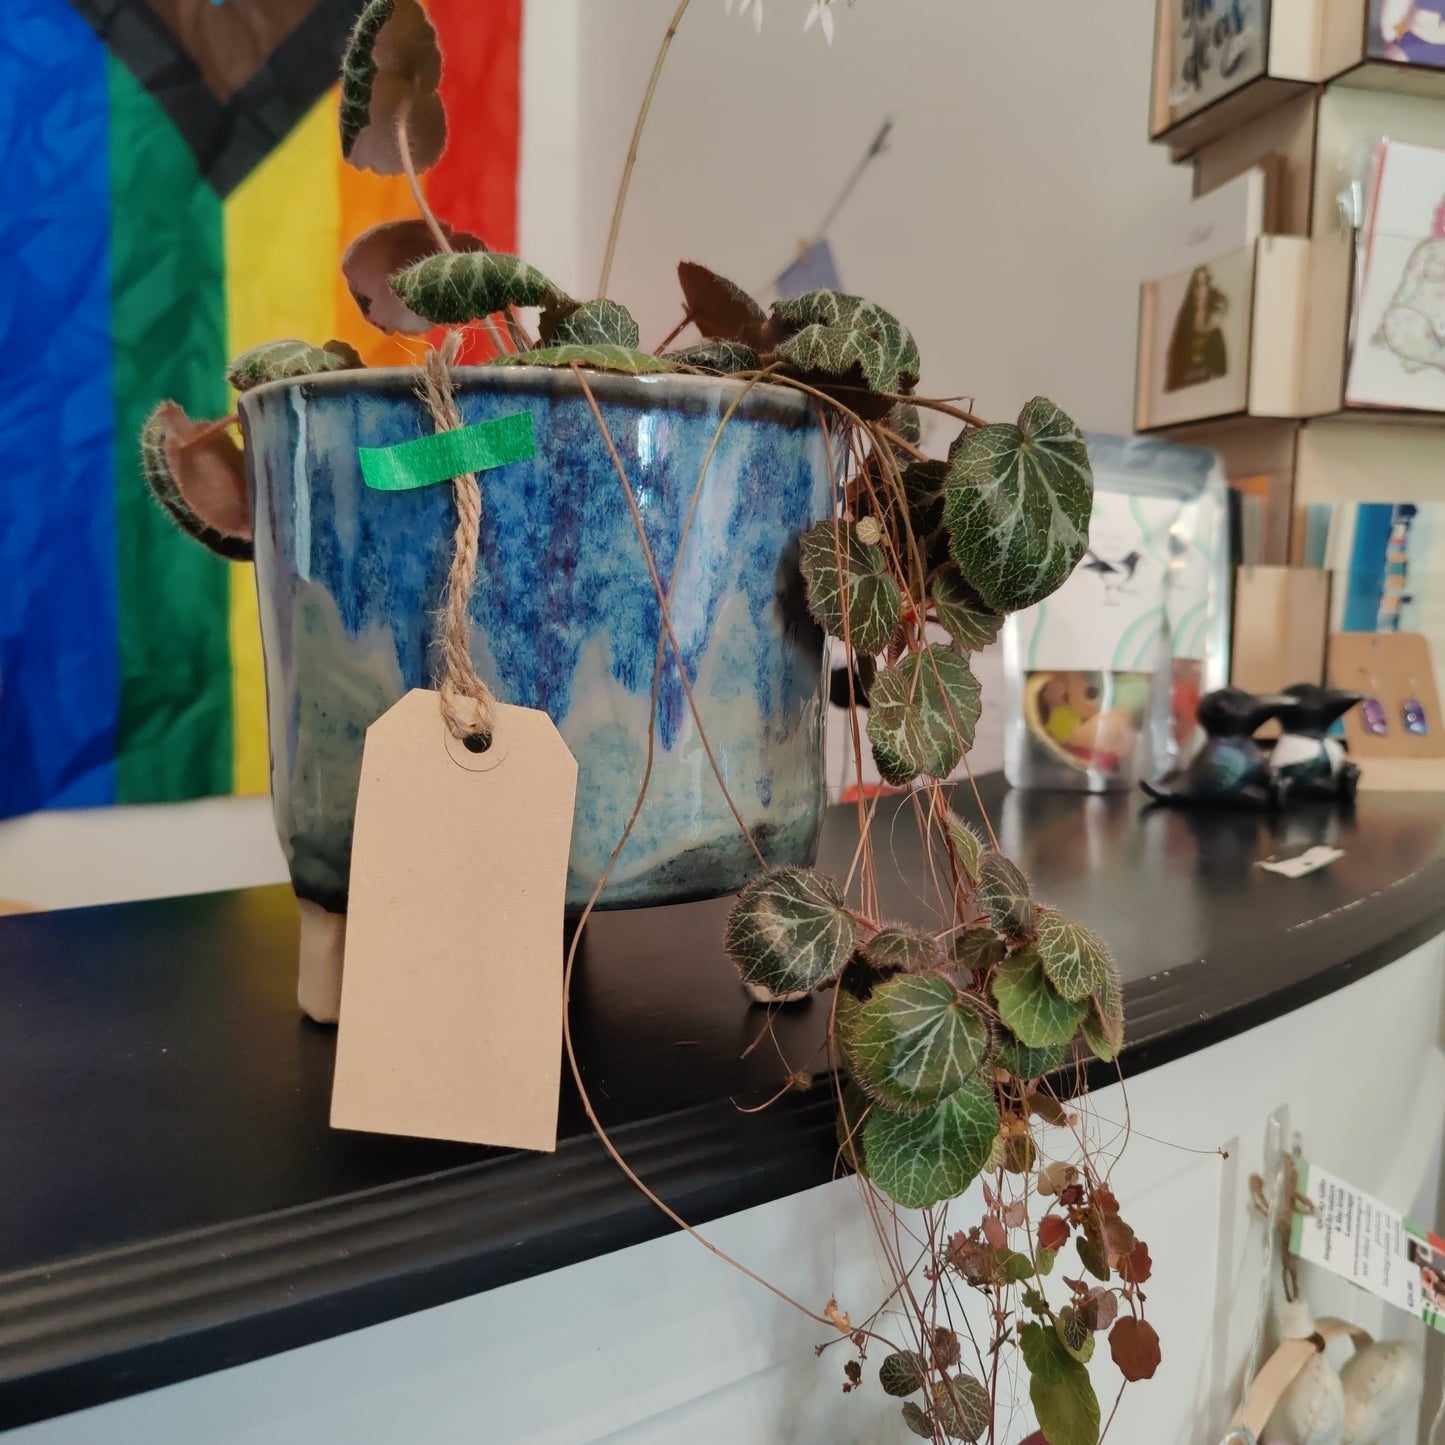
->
(1139, 246), (1255, 428)
(1369, 0), (1445, 68)
(1346, 139), (1445, 412)
(1164, 0), (1273, 127)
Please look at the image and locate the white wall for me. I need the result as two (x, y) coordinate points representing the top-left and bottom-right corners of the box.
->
(573, 0), (1194, 435)
(0, 0), (1193, 910)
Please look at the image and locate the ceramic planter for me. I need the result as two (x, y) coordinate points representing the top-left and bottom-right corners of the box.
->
(239, 367), (832, 1016)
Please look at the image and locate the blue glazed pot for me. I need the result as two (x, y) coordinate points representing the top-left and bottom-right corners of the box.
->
(239, 366), (832, 914)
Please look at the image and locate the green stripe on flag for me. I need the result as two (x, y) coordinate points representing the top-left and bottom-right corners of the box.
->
(109, 57), (234, 803)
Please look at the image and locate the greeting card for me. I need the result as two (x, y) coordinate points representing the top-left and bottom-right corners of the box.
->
(1169, 0), (1272, 124)
(1346, 139), (1445, 411)
(1370, 0), (1445, 68)
(1141, 245), (1255, 427)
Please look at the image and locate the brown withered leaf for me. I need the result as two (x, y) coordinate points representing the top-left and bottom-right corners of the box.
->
(1002, 1132), (1036, 1174)
(677, 261), (769, 347)
(931, 1327), (961, 1369)
(159, 403), (251, 542)
(1026, 1087), (1070, 1127)
(345, 0), (446, 176)
(1102, 1215), (1137, 1267)
(1118, 1238), (1153, 1285)
(537, 294), (585, 346)
(1094, 1184), (1120, 1217)
(1109, 1317), (1161, 1382)
(322, 339), (365, 368)
(1037, 1214), (1070, 1252)
(1080, 1287), (1118, 1333)
(342, 220), (485, 334)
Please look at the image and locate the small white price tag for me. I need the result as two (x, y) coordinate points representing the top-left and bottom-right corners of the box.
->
(1257, 845), (1344, 879)
(1292, 1158), (1445, 1335)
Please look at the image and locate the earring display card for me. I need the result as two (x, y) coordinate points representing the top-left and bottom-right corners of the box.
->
(1346, 139), (1445, 412)
(1328, 632), (1445, 759)
(1305, 500), (1445, 708)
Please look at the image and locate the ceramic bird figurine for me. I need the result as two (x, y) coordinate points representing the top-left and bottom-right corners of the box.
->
(1270, 684), (1363, 804)
(1141, 687), (1294, 808)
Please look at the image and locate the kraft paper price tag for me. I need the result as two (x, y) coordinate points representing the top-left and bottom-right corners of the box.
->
(331, 688), (577, 1150)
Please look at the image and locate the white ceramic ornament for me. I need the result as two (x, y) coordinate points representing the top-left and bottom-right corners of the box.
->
(1263, 1296), (1421, 1445)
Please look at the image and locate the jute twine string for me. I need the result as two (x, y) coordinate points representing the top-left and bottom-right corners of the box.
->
(420, 335), (497, 746)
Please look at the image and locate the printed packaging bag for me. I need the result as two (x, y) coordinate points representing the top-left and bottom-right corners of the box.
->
(1003, 434), (1229, 793)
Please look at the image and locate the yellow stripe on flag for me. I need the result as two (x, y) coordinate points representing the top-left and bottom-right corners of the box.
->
(223, 92), (342, 795)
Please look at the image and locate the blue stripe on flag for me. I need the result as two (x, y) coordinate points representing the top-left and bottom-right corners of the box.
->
(0, 0), (119, 814)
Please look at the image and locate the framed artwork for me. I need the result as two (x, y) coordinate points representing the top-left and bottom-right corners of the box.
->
(1168, 0), (1272, 125)
(1140, 246), (1255, 428)
(1370, 0), (1445, 67)
(1346, 139), (1445, 411)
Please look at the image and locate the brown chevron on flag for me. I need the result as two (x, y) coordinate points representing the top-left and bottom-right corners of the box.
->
(67, 0), (367, 193)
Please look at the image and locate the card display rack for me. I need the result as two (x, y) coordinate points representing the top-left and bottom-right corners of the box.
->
(1144, 6), (1445, 786)
(1152, 0), (1445, 159)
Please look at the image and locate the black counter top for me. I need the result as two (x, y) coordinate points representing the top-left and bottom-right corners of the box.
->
(3, 779), (1445, 1427)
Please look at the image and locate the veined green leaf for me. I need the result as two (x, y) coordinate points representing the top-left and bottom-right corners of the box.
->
(992, 949), (1087, 1050)
(863, 1077), (1000, 1209)
(548, 298), (639, 349)
(1020, 1323), (1101, 1445)
(799, 520), (902, 656)
(226, 339), (354, 392)
(843, 973), (989, 1110)
(943, 812), (986, 884)
(773, 289), (920, 396)
(931, 565), (1004, 652)
(664, 340), (760, 372)
(863, 926), (943, 974)
(879, 1351), (927, 1398)
(724, 867), (855, 995)
(866, 646), (981, 780)
(1035, 908), (1114, 1002)
(1082, 955), (1125, 1062)
(495, 344), (672, 375)
(391, 252), (562, 324)
(944, 397), (1093, 613)
(977, 852), (1036, 942)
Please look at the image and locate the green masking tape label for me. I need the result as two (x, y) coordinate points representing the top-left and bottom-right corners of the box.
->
(359, 411), (536, 491)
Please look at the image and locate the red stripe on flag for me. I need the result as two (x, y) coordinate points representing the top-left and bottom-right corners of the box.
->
(426, 0), (522, 363)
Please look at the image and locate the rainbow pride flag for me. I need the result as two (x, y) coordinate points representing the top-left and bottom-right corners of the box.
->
(0, 0), (520, 818)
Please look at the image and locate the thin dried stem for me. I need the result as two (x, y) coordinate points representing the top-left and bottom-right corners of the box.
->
(393, 99), (511, 357)
(652, 310), (693, 355)
(395, 100), (450, 257)
(598, 0), (692, 297)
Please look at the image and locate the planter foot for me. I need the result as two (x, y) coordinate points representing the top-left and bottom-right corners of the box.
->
(743, 981), (811, 1005)
(298, 901), (346, 1025)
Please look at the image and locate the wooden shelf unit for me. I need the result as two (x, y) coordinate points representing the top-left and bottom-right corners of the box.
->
(1138, 83), (1445, 435)
(1151, 0), (1445, 157)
